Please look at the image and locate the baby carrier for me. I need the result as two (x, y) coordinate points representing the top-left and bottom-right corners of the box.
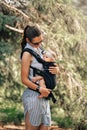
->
(21, 48), (57, 103)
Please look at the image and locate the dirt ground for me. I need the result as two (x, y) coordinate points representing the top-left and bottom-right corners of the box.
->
(0, 124), (71, 130)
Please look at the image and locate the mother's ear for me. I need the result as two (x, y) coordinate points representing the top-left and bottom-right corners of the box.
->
(26, 38), (30, 43)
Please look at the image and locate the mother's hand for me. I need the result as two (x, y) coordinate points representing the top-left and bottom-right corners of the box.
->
(38, 87), (51, 98)
(49, 63), (59, 74)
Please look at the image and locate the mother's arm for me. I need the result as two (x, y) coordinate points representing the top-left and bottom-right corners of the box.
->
(21, 52), (51, 98)
(21, 52), (38, 90)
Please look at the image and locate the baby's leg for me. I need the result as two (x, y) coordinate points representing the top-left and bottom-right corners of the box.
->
(39, 79), (46, 88)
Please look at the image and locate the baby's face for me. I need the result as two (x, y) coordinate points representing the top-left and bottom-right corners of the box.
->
(43, 54), (53, 62)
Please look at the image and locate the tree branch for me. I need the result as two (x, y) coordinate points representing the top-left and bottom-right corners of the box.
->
(5, 24), (23, 33)
(1, 1), (30, 21)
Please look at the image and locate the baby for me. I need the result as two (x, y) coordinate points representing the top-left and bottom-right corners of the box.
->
(31, 50), (56, 88)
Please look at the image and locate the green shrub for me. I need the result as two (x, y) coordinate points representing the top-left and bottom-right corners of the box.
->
(52, 116), (87, 129)
(0, 107), (24, 125)
(52, 116), (73, 128)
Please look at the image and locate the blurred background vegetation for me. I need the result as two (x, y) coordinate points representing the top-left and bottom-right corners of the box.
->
(0, 0), (87, 129)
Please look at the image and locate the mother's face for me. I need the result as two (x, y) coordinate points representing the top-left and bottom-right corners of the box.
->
(30, 35), (43, 48)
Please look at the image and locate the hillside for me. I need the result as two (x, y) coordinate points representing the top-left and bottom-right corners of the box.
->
(0, 0), (87, 129)
(72, 0), (87, 15)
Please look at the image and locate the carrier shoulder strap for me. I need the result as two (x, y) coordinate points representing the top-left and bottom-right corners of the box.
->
(21, 48), (45, 64)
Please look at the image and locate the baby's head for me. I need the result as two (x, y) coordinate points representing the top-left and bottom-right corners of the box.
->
(43, 50), (56, 62)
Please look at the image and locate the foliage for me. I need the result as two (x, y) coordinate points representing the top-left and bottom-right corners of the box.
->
(0, 12), (16, 31)
(0, 8), (23, 124)
(0, 107), (24, 125)
(0, 0), (87, 129)
(52, 116), (73, 128)
(52, 116), (87, 129)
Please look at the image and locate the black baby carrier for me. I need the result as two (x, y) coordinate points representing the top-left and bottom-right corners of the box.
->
(21, 48), (57, 103)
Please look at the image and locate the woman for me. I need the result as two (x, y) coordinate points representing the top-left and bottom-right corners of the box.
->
(21, 25), (58, 130)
